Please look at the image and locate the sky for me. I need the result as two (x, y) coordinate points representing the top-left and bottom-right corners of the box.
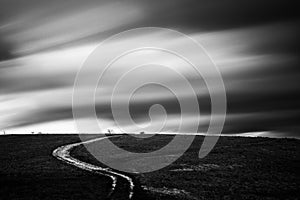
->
(0, 0), (299, 137)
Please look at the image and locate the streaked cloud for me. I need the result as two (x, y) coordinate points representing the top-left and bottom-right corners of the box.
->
(0, 0), (299, 137)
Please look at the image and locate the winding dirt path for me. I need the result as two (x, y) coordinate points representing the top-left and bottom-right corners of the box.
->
(52, 136), (134, 200)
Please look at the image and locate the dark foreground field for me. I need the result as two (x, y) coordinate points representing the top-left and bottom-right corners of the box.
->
(0, 135), (112, 200)
(0, 134), (299, 200)
(73, 135), (300, 200)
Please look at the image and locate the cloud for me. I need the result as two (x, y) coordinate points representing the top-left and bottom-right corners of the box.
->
(0, 36), (13, 61)
(134, 0), (299, 31)
(0, 1), (299, 137)
(1, 1), (143, 55)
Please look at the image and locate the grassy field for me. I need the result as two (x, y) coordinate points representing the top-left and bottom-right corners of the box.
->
(72, 135), (300, 200)
(0, 134), (113, 200)
(0, 134), (299, 200)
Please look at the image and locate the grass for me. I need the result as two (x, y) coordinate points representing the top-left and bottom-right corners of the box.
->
(0, 134), (299, 200)
(72, 135), (300, 200)
(0, 134), (112, 200)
